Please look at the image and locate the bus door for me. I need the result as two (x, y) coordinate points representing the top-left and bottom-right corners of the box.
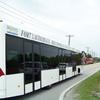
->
(34, 62), (41, 90)
(59, 63), (66, 81)
(24, 41), (34, 94)
(33, 43), (41, 90)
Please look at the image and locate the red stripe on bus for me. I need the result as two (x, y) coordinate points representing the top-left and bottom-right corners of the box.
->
(0, 68), (4, 77)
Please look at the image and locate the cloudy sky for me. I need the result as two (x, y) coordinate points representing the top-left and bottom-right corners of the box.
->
(1, 0), (100, 57)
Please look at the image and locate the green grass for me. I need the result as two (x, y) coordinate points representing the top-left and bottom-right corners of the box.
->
(75, 71), (100, 100)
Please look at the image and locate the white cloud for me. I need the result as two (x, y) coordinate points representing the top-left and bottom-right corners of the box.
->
(86, 0), (96, 7)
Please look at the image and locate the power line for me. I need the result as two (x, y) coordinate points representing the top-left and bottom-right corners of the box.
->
(0, 5), (59, 36)
(0, 1), (46, 24)
(0, 1), (65, 34)
(0, 2), (43, 26)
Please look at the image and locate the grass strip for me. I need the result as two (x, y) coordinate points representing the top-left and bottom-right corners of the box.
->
(75, 71), (100, 100)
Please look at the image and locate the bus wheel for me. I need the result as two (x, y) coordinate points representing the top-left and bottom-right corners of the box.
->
(46, 85), (52, 89)
(78, 68), (80, 74)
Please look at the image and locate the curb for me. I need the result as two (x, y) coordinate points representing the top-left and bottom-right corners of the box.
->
(59, 70), (99, 100)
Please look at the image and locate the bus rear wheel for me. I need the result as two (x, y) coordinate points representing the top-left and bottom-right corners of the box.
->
(78, 68), (80, 74)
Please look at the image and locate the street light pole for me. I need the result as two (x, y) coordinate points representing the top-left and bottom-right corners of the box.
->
(66, 34), (74, 46)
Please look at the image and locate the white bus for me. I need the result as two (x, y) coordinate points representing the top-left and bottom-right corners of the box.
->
(0, 21), (82, 99)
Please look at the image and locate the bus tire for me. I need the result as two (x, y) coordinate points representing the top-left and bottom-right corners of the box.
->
(78, 68), (80, 74)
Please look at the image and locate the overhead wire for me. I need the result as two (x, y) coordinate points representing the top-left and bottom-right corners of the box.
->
(0, 0), (65, 34)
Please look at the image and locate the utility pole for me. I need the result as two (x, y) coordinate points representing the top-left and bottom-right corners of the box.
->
(86, 47), (90, 54)
(66, 34), (74, 46)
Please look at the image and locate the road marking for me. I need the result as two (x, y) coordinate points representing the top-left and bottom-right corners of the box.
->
(59, 69), (100, 100)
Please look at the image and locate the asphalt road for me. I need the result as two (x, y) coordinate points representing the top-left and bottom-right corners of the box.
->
(8, 63), (100, 100)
